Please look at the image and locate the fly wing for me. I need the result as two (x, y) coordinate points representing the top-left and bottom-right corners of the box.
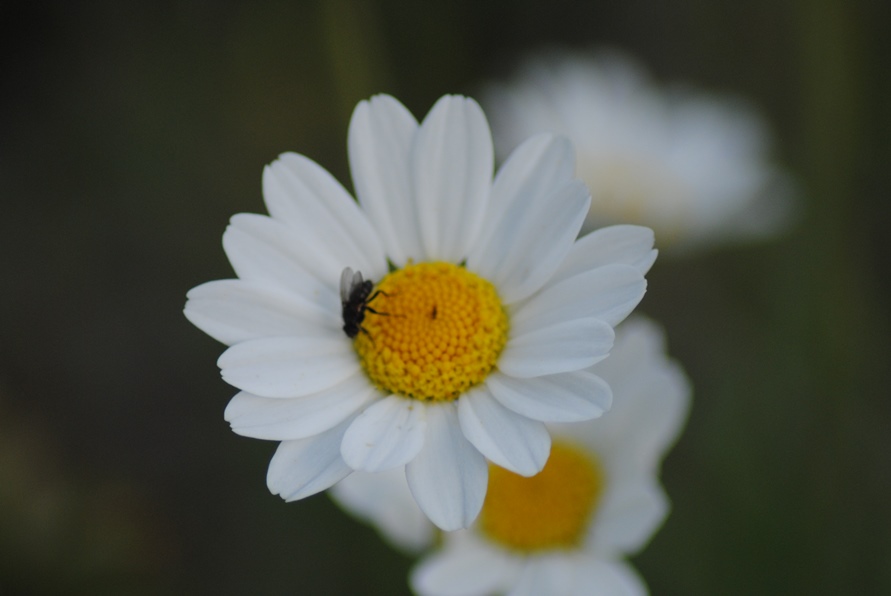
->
(340, 267), (364, 303)
(340, 267), (355, 303)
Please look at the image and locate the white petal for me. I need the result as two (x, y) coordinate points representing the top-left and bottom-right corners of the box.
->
(552, 225), (658, 283)
(469, 134), (574, 275)
(582, 317), (691, 469)
(262, 152), (388, 281)
(486, 370), (612, 423)
(413, 95), (493, 262)
(467, 134), (588, 303)
(218, 336), (359, 398)
(457, 386), (550, 476)
(510, 555), (576, 596)
(405, 403), (488, 531)
(411, 533), (519, 596)
(184, 279), (336, 346)
(348, 94), (423, 265)
(224, 373), (379, 440)
(511, 264), (646, 331)
(499, 318), (614, 378)
(222, 213), (340, 318)
(588, 472), (669, 556)
(595, 359), (690, 470)
(570, 557), (649, 596)
(340, 395), (427, 471)
(329, 468), (436, 553)
(266, 416), (355, 501)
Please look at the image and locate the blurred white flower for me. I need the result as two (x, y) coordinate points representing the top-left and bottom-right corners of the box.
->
(331, 467), (436, 553)
(184, 93), (655, 532)
(333, 317), (691, 595)
(481, 49), (797, 252)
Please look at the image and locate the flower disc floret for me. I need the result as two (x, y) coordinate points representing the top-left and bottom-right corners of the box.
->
(480, 440), (604, 552)
(354, 262), (508, 402)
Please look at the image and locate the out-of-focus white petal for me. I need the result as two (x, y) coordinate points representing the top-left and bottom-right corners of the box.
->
(595, 359), (689, 471)
(511, 264), (646, 330)
(486, 370), (612, 423)
(457, 386), (551, 476)
(218, 336), (359, 398)
(348, 94), (422, 265)
(184, 279), (336, 346)
(406, 403), (488, 531)
(569, 557), (649, 596)
(568, 317), (691, 470)
(340, 395), (427, 472)
(413, 95), (493, 262)
(262, 152), (388, 281)
(224, 373), (379, 440)
(411, 532), (519, 596)
(329, 468), (436, 553)
(266, 416), (355, 501)
(509, 555), (575, 596)
(587, 470), (669, 557)
(498, 318), (614, 378)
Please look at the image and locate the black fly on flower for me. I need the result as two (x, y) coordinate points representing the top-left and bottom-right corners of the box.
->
(340, 267), (388, 339)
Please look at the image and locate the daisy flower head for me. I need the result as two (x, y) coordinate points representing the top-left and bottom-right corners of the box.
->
(410, 317), (692, 596)
(481, 49), (797, 252)
(184, 94), (655, 532)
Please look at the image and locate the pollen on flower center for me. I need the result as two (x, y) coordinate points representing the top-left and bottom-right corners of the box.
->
(353, 261), (508, 402)
(480, 441), (605, 552)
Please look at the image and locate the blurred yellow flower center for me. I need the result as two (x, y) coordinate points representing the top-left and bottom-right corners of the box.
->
(354, 262), (508, 402)
(579, 155), (690, 243)
(480, 441), (604, 552)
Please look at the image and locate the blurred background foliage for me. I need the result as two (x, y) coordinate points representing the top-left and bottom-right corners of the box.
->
(1, 0), (889, 594)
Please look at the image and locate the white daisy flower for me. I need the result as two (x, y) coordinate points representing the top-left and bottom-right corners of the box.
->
(481, 49), (797, 252)
(184, 94), (655, 531)
(411, 317), (692, 596)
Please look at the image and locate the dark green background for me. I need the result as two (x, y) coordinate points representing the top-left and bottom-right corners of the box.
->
(1, 1), (889, 594)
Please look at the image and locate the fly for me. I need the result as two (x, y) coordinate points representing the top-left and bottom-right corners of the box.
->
(340, 267), (388, 338)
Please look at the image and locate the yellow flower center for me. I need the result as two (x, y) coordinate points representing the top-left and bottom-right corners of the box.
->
(480, 440), (605, 552)
(354, 262), (508, 402)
